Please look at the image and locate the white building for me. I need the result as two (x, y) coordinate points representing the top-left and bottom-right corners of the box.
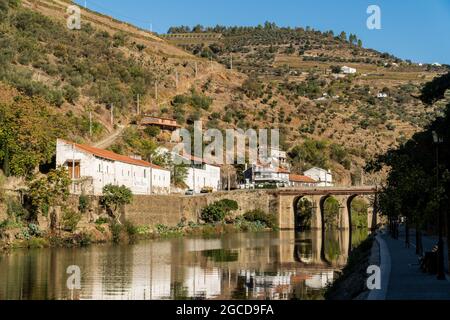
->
(259, 147), (288, 167)
(244, 164), (290, 186)
(173, 153), (221, 193)
(377, 92), (388, 98)
(56, 139), (170, 195)
(304, 167), (333, 187)
(289, 174), (318, 188)
(341, 66), (357, 74)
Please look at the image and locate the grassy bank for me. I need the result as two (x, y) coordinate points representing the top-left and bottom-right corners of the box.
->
(324, 235), (375, 300)
(1, 216), (277, 252)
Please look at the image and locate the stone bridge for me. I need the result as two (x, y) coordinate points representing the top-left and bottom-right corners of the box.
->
(273, 186), (379, 230)
(121, 186), (379, 231)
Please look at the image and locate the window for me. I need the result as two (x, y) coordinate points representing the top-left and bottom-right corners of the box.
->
(98, 164), (101, 172)
(144, 170), (146, 178)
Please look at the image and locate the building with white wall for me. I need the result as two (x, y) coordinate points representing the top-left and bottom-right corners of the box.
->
(341, 66), (357, 74)
(172, 153), (221, 193)
(244, 164), (290, 186)
(56, 139), (170, 195)
(289, 174), (318, 187)
(304, 167), (333, 187)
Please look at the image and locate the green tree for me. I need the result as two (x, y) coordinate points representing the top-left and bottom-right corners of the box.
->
(27, 167), (71, 221)
(100, 184), (133, 224)
(0, 96), (65, 177)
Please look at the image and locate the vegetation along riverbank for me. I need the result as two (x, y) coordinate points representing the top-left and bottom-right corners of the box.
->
(0, 182), (278, 252)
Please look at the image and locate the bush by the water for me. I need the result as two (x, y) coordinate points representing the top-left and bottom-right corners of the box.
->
(243, 209), (277, 229)
(201, 199), (239, 223)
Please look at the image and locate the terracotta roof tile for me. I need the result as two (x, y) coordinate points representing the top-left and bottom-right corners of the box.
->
(289, 174), (317, 183)
(59, 139), (169, 171)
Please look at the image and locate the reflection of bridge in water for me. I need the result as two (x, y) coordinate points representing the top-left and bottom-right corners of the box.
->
(0, 229), (362, 300)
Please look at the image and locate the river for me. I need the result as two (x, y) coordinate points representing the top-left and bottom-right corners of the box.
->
(0, 229), (368, 300)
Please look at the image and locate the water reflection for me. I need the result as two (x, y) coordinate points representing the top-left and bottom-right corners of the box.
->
(0, 229), (368, 300)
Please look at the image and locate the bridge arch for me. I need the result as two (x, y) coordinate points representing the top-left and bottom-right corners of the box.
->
(276, 186), (378, 230)
(293, 196), (315, 230)
(319, 195), (350, 230)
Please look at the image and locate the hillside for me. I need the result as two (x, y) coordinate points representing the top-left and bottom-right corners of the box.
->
(0, 0), (224, 143)
(162, 24), (448, 183)
(0, 0), (448, 185)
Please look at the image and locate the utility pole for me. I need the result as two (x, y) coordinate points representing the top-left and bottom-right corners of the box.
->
(89, 111), (92, 137)
(230, 54), (233, 70)
(154, 81), (158, 103)
(227, 167), (231, 192)
(110, 103), (114, 126)
(195, 62), (198, 78)
(137, 94), (140, 115)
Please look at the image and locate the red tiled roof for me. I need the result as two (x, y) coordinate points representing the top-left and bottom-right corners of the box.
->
(59, 139), (169, 171)
(289, 174), (317, 183)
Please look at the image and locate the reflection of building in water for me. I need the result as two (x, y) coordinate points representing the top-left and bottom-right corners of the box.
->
(305, 271), (335, 289)
(135, 242), (172, 300)
(237, 269), (335, 300)
(183, 267), (222, 299)
(184, 238), (222, 252)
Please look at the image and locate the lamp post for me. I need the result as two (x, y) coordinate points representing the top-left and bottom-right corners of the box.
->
(433, 131), (445, 280)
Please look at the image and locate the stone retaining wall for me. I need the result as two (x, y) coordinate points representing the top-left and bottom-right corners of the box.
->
(123, 190), (279, 226)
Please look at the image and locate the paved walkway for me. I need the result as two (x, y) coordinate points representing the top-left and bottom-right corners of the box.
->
(380, 226), (450, 300)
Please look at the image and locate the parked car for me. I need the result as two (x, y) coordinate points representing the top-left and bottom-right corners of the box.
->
(200, 187), (213, 194)
(185, 189), (195, 196)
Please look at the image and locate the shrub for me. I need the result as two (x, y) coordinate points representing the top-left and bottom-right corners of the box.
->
(78, 194), (90, 213)
(201, 204), (226, 223)
(61, 209), (81, 232)
(63, 84), (79, 104)
(6, 198), (28, 221)
(124, 220), (138, 242)
(28, 223), (42, 237)
(144, 125), (161, 138)
(243, 209), (277, 229)
(201, 199), (239, 223)
(110, 222), (122, 243)
(216, 199), (238, 212)
(95, 217), (109, 225)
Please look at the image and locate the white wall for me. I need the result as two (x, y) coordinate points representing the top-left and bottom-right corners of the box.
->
(185, 164), (221, 193)
(56, 140), (170, 195)
(304, 168), (333, 187)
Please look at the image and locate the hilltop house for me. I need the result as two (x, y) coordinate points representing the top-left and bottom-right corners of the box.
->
(304, 167), (333, 187)
(172, 153), (221, 193)
(140, 115), (181, 132)
(56, 139), (171, 195)
(341, 66), (357, 74)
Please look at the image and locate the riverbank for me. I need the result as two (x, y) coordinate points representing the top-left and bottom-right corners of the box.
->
(0, 218), (275, 252)
(324, 234), (377, 300)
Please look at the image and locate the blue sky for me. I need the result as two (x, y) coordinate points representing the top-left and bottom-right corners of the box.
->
(74, 0), (450, 64)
